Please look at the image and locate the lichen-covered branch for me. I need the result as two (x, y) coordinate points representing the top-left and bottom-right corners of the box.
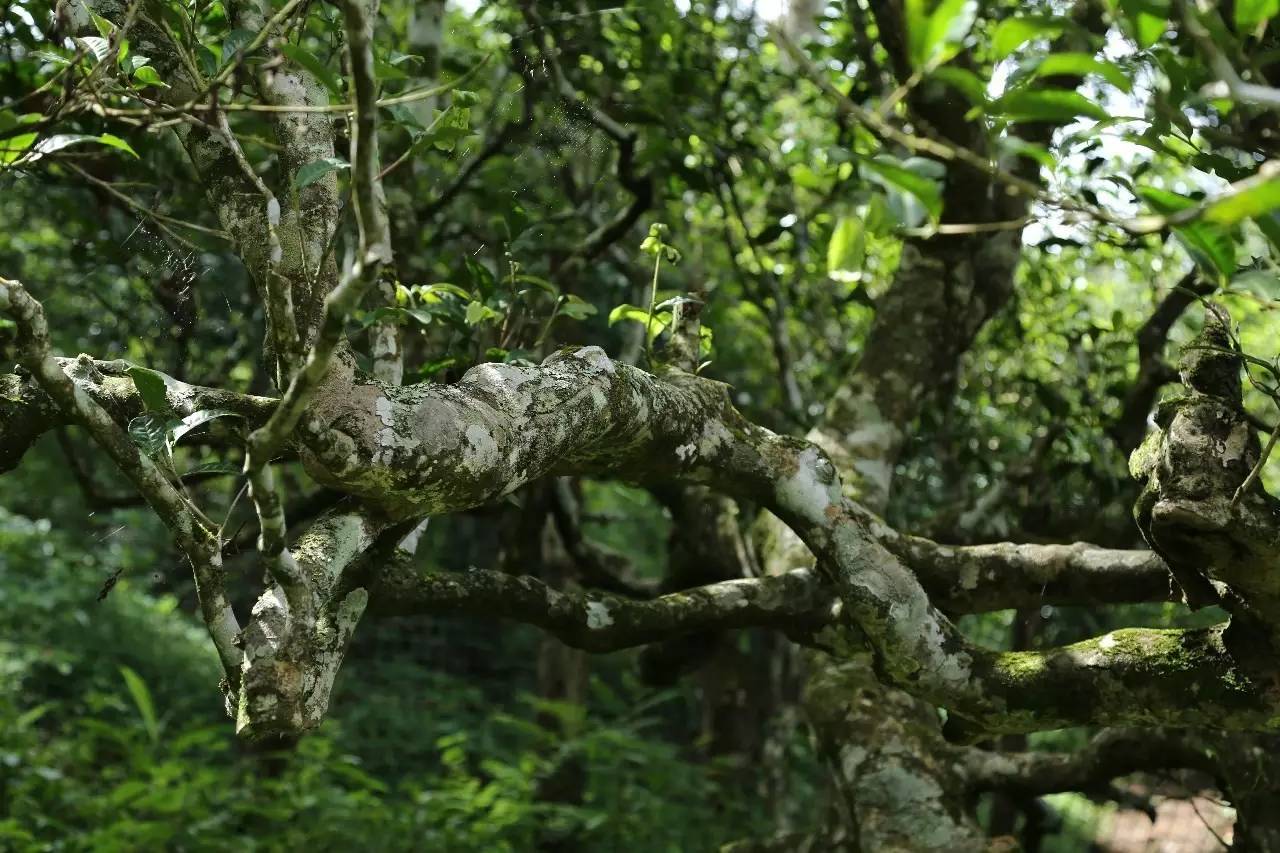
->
(273, 344), (1280, 735)
(367, 563), (833, 653)
(234, 508), (387, 738)
(245, 0), (389, 472)
(867, 515), (1178, 612)
(0, 361), (275, 473)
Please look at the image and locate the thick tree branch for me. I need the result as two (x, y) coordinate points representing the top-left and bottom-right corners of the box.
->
(273, 344), (1280, 735)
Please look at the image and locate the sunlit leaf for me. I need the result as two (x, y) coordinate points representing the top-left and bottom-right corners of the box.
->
(1236, 0), (1280, 29)
(991, 16), (1065, 59)
(1138, 187), (1237, 276)
(911, 0), (979, 67)
(1201, 170), (1280, 226)
(131, 65), (168, 89)
(827, 216), (866, 276)
(126, 365), (172, 412)
(169, 409), (244, 447)
(991, 88), (1109, 123)
(1034, 53), (1132, 93)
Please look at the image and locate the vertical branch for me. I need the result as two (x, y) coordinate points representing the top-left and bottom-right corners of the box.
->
(214, 110), (300, 379)
(229, 0), (343, 339)
(242, 0), (391, 557)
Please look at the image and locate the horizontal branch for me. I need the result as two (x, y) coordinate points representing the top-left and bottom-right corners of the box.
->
(367, 563), (834, 653)
(870, 517), (1178, 612)
(962, 728), (1215, 795)
(0, 360), (276, 473)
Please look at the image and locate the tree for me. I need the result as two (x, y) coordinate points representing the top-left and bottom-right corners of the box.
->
(3, 0), (1280, 848)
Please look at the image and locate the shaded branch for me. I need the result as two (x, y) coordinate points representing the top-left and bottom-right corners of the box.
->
(367, 562), (833, 653)
(962, 728), (1216, 795)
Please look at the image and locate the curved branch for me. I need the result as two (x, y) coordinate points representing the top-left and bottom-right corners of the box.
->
(962, 728), (1215, 795)
(284, 344), (1280, 735)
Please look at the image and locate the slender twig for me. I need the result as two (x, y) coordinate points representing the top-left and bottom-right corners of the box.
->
(65, 163), (229, 248)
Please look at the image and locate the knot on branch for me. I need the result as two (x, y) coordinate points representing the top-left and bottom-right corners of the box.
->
(1130, 306), (1280, 629)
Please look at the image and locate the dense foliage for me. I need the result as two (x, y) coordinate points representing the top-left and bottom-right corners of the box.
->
(2, 0), (1279, 848)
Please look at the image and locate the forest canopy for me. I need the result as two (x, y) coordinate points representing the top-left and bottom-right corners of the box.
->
(2, 0), (1280, 849)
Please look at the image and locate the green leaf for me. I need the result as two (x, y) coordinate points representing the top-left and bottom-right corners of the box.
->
(424, 104), (473, 152)
(418, 355), (460, 378)
(827, 216), (866, 275)
(1034, 53), (1132, 92)
(119, 667), (160, 745)
(416, 282), (472, 301)
(913, 0), (978, 66)
(90, 9), (115, 38)
(279, 44), (343, 96)
(221, 28), (257, 66)
(930, 66), (988, 105)
(92, 133), (139, 157)
(74, 36), (112, 64)
(126, 365), (172, 411)
(131, 65), (168, 89)
(608, 303), (670, 342)
(15, 133), (139, 164)
(514, 274), (559, 296)
(127, 413), (180, 459)
(991, 88), (1109, 123)
(557, 294), (597, 320)
(991, 16), (1065, 59)
(789, 163), (826, 190)
(1236, 0), (1279, 29)
(1138, 187), (1237, 276)
(1256, 212), (1280, 254)
(861, 157), (944, 222)
(1118, 0), (1169, 48)
(169, 409), (244, 447)
(182, 459), (242, 478)
(1201, 172), (1280, 227)
(294, 157), (349, 189)
(464, 301), (500, 326)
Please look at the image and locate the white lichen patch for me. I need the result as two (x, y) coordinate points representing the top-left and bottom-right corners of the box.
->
(675, 442), (697, 461)
(776, 447), (841, 523)
(1099, 633), (1118, 651)
(463, 424), (500, 473)
(1221, 422), (1251, 467)
(375, 396), (395, 427)
(377, 427), (420, 464)
(586, 599), (614, 629)
(698, 419), (733, 457)
(570, 345), (616, 374)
